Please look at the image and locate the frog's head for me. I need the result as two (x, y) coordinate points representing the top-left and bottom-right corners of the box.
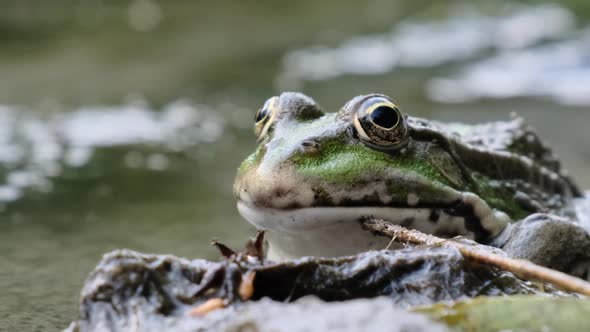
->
(234, 92), (561, 260)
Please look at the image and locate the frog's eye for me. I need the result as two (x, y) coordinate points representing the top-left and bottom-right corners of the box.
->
(353, 96), (409, 151)
(255, 96), (279, 142)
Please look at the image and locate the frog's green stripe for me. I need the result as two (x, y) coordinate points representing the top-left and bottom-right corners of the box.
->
(291, 136), (451, 186)
(291, 136), (530, 220)
(471, 173), (529, 220)
(410, 124), (581, 198)
(238, 145), (265, 174)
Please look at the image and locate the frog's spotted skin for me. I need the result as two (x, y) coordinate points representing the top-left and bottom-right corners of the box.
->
(234, 92), (581, 261)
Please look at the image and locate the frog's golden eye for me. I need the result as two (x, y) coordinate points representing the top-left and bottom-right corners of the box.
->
(254, 96), (278, 141)
(255, 106), (269, 123)
(353, 96), (409, 151)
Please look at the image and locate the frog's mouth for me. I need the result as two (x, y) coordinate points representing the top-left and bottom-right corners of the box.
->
(238, 201), (465, 237)
(236, 193), (510, 243)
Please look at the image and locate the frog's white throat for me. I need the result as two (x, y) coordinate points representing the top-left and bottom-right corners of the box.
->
(237, 201), (501, 261)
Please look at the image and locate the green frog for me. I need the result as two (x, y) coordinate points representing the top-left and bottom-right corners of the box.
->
(234, 92), (585, 262)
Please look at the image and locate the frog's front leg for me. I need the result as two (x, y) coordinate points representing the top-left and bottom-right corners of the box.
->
(491, 213), (590, 280)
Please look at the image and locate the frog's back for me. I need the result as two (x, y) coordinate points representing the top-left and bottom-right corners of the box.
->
(409, 115), (581, 216)
(456, 117), (561, 172)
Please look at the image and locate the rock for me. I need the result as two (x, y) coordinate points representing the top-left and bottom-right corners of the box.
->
(67, 245), (564, 331)
(495, 213), (590, 279)
(67, 296), (449, 332)
(213, 297), (449, 332)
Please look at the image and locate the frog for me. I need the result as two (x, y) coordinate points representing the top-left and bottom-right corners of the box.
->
(234, 92), (590, 269)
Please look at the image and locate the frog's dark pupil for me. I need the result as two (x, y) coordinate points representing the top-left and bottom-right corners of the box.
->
(256, 108), (268, 123)
(369, 106), (398, 129)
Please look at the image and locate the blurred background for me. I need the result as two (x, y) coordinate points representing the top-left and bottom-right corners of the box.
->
(1, 0), (589, 330)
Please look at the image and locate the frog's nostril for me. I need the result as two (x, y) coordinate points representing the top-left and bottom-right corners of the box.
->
(300, 140), (320, 154)
(301, 141), (316, 147)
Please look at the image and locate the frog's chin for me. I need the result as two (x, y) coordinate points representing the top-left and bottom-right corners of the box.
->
(237, 201), (472, 234)
(236, 201), (475, 261)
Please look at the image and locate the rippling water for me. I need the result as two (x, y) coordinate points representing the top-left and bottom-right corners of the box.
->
(278, 5), (572, 85)
(0, 100), (224, 203)
(427, 30), (590, 105)
(1, 1), (590, 330)
(278, 3), (590, 106)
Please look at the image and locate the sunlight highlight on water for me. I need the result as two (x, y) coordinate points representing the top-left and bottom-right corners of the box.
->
(276, 4), (590, 106)
(277, 4), (572, 85)
(427, 29), (590, 105)
(0, 100), (223, 202)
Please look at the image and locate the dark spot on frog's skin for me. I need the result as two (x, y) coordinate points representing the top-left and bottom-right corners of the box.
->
(284, 202), (303, 209)
(429, 209), (440, 223)
(339, 191), (382, 207)
(273, 187), (292, 198)
(256, 191), (302, 209)
(300, 140), (320, 155)
(159, 260), (172, 272)
(444, 200), (491, 242)
(312, 187), (334, 206)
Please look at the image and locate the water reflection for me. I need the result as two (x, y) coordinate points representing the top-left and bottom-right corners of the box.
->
(277, 4), (590, 106)
(428, 29), (590, 105)
(0, 99), (223, 203)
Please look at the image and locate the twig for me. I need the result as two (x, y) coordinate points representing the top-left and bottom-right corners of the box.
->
(384, 234), (397, 250)
(187, 298), (226, 316)
(363, 218), (590, 297)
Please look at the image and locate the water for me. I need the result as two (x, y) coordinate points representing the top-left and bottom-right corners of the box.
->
(1, 1), (590, 330)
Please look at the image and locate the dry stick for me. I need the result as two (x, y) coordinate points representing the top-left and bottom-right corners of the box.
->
(363, 218), (590, 297)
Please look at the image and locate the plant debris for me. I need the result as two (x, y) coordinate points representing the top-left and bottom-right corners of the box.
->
(66, 233), (575, 331)
(362, 218), (590, 296)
